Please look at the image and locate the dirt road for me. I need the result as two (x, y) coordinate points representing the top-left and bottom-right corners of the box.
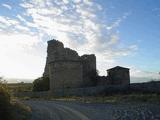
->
(24, 100), (160, 120)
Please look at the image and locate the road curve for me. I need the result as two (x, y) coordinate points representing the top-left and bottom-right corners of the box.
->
(24, 100), (160, 120)
(25, 100), (90, 120)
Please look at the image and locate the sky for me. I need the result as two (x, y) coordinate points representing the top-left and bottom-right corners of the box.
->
(0, 0), (160, 83)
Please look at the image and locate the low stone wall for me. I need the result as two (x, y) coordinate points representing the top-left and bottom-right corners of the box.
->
(14, 85), (128, 97)
(14, 82), (160, 98)
(53, 85), (128, 96)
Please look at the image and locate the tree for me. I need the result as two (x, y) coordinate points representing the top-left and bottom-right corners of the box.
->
(0, 77), (13, 120)
(32, 77), (49, 91)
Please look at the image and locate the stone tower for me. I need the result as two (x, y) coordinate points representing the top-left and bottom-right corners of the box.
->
(43, 39), (97, 92)
(43, 40), (64, 77)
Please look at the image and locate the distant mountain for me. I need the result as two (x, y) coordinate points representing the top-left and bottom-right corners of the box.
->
(6, 78), (33, 83)
(131, 77), (160, 83)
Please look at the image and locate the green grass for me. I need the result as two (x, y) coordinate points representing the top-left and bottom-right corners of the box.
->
(18, 93), (160, 104)
(7, 82), (160, 104)
(8, 83), (33, 93)
(82, 93), (160, 104)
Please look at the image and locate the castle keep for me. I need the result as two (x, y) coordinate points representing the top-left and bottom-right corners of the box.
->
(43, 40), (96, 92)
(43, 39), (130, 94)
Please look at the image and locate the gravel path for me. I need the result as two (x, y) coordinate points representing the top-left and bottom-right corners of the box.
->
(24, 100), (160, 120)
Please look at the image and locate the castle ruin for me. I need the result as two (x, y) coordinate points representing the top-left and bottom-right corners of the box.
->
(43, 40), (96, 92)
(43, 39), (130, 94)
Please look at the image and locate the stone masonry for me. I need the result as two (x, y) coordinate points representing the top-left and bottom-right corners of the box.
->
(43, 40), (96, 92)
(107, 66), (130, 85)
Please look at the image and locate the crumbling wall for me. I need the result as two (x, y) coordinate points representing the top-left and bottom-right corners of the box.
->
(80, 54), (97, 86)
(43, 39), (96, 92)
(43, 40), (64, 77)
(43, 40), (80, 77)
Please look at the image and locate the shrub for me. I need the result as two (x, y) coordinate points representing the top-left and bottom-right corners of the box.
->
(0, 78), (31, 120)
(0, 79), (13, 120)
(33, 77), (49, 91)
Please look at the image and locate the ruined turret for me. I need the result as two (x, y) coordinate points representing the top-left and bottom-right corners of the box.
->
(43, 40), (80, 77)
(43, 40), (64, 77)
(43, 39), (97, 92)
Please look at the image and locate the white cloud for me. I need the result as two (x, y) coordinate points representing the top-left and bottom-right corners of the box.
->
(73, 0), (82, 4)
(0, 0), (137, 80)
(106, 12), (131, 30)
(16, 25), (30, 31)
(62, 0), (69, 4)
(17, 15), (26, 22)
(0, 16), (20, 30)
(2, 4), (12, 10)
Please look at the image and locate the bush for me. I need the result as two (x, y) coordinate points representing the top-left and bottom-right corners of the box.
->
(0, 78), (31, 120)
(0, 79), (13, 120)
(33, 77), (49, 91)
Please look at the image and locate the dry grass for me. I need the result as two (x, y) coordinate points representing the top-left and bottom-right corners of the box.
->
(11, 100), (32, 120)
(24, 93), (160, 104)
(0, 81), (31, 120)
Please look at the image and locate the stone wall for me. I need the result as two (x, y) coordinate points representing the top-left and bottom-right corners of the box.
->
(49, 85), (128, 96)
(80, 54), (96, 86)
(107, 66), (130, 85)
(14, 82), (160, 98)
(43, 40), (80, 77)
(14, 85), (127, 97)
(43, 40), (64, 77)
(43, 39), (97, 92)
(15, 86), (126, 97)
(49, 60), (83, 92)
